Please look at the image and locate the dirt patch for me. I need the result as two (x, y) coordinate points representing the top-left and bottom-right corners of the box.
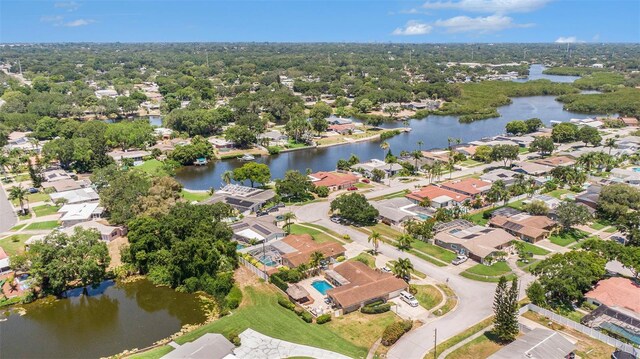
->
(234, 266), (261, 289)
(107, 236), (129, 270)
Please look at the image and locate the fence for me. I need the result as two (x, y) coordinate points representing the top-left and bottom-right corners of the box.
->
(522, 303), (640, 357)
(238, 257), (269, 281)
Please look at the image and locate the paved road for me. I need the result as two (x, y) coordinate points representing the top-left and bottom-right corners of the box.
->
(293, 201), (499, 359)
(0, 185), (17, 232)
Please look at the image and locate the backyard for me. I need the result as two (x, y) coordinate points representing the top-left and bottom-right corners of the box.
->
(0, 234), (33, 255)
(181, 189), (211, 202)
(517, 241), (550, 256)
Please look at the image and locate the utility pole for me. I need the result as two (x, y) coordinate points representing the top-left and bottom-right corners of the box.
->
(434, 328), (437, 359)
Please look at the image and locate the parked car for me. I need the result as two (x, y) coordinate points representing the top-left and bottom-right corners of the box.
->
(400, 291), (419, 307)
(347, 186), (358, 191)
(451, 255), (468, 265)
(28, 187), (39, 194)
(256, 211), (268, 217)
(330, 216), (342, 224)
(380, 266), (391, 273)
(361, 179), (370, 184)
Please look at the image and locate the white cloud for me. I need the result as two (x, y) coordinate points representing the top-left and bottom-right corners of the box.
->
(55, 1), (80, 11)
(41, 15), (64, 24)
(555, 36), (584, 43)
(434, 15), (532, 33)
(398, 8), (432, 15)
(393, 21), (433, 36)
(423, 0), (550, 14)
(64, 19), (94, 27)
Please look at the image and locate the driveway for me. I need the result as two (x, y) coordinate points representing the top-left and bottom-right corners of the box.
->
(0, 185), (17, 232)
(390, 297), (428, 321)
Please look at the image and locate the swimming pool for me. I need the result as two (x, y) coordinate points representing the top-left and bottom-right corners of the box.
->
(633, 167), (640, 173)
(311, 280), (334, 295)
(417, 213), (431, 220)
(258, 255), (277, 267)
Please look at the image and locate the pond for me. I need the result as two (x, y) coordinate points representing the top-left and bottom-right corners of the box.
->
(0, 279), (207, 359)
(175, 94), (604, 190)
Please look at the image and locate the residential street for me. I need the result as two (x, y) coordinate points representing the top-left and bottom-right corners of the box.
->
(0, 185), (17, 232)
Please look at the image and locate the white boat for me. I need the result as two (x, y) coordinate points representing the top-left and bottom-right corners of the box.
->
(238, 154), (255, 161)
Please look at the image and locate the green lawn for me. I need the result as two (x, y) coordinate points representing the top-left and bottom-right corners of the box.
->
(135, 159), (168, 177)
(11, 192), (50, 206)
(181, 189), (211, 202)
(350, 252), (377, 269)
(24, 220), (59, 230)
(299, 223), (347, 241)
(508, 200), (525, 210)
(414, 285), (443, 310)
(446, 330), (504, 359)
(354, 182), (373, 189)
(370, 190), (409, 201)
(289, 224), (341, 244)
(411, 240), (457, 262)
(460, 159), (483, 167)
(128, 346), (174, 359)
(0, 234), (33, 255)
(9, 223), (26, 231)
(549, 230), (588, 247)
(546, 189), (574, 199)
(465, 262), (512, 277)
(365, 223), (402, 240)
(32, 204), (60, 217)
(174, 285), (368, 358)
(589, 222), (606, 231)
(433, 284), (457, 316)
(517, 241), (550, 256)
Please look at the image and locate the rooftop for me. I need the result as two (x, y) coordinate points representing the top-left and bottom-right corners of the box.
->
(406, 185), (470, 204)
(308, 171), (359, 188)
(489, 328), (575, 359)
(50, 187), (99, 204)
(585, 277), (640, 314)
(58, 202), (102, 222)
(440, 178), (492, 196)
(280, 234), (346, 267)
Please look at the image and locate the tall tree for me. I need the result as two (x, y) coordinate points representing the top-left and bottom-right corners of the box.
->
(368, 231), (381, 254)
(9, 185), (29, 215)
(493, 276), (519, 342)
(392, 258), (414, 282)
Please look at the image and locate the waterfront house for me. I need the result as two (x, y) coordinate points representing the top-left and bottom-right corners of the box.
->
(203, 184), (276, 214)
(257, 130), (288, 146)
(308, 171), (359, 191)
(406, 185), (470, 208)
(163, 333), (235, 359)
(433, 219), (515, 264)
(351, 159), (403, 179)
(279, 234), (346, 268)
(325, 261), (408, 314)
(326, 116), (353, 125)
(328, 123), (356, 135)
(107, 150), (151, 165)
(620, 117), (639, 127)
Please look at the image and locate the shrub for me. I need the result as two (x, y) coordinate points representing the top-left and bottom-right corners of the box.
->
(271, 275), (289, 292)
(361, 303), (391, 314)
(300, 311), (313, 323)
(380, 129), (401, 141)
(315, 185), (329, 198)
(316, 313), (332, 324)
(294, 307), (304, 316)
(408, 285), (418, 295)
(229, 333), (241, 347)
(277, 296), (296, 311)
(225, 285), (243, 309)
(336, 255), (346, 262)
(267, 146), (281, 155)
(343, 234), (350, 240)
(381, 320), (413, 346)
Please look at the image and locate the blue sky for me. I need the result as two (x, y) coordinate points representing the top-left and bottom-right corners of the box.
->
(1, 0), (639, 43)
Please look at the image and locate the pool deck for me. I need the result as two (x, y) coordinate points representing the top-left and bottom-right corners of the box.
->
(297, 276), (333, 315)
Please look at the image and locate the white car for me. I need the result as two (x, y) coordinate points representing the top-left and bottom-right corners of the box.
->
(451, 255), (468, 265)
(400, 291), (419, 307)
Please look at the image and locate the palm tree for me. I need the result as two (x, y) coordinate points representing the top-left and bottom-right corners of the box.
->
(309, 251), (325, 275)
(221, 170), (233, 186)
(417, 140), (424, 152)
(419, 197), (431, 208)
(605, 138), (616, 155)
(282, 212), (296, 234)
(397, 235), (412, 251)
(380, 141), (389, 159)
(412, 150), (422, 174)
(392, 258), (414, 282)
(368, 231), (381, 254)
(9, 185), (28, 215)
(297, 263), (309, 279)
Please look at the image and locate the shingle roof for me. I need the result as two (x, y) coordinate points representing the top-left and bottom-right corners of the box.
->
(406, 185), (470, 203)
(585, 277), (640, 314)
(441, 178), (492, 196)
(281, 234), (346, 267)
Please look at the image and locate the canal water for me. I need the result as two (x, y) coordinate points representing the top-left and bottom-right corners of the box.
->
(514, 64), (580, 83)
(0, 279), (207, 359)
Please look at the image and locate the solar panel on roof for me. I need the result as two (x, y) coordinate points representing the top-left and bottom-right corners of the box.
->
(254, 224), (272, 235)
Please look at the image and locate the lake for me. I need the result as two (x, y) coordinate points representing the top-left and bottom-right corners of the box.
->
(175, 94), (599, 190)
(0, 279), (207, 359)
(514, 64), (580, 83)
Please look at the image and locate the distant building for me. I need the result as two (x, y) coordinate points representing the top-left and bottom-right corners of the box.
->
(326, 116), (353, 125)
(325, 261), (408, 313)
(107, 150), (151, 165)
(42, 169), (73, 183)
(0, 247), (10, 274)
(41, 179), (85, 193)
(532, 156), (576, 168)
(434, 219), (514, 264)
(488, 328), (575, 359)
(351, 159), (403, 179)
(620, 117), (639, 127)
(512, 162), (554, 176)
(575, 185), (602, 209)
(328, 123), (356, 135)
(373, 197), (428, 225)
(94, 89), (118, 99)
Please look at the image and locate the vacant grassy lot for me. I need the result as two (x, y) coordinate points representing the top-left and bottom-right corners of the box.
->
(414, 285), (443, 310)
(289, 224), (341, 244)
(181, 189), (211, 202)
(24, 220), (59, 230)
(299, 223), (349, 242)
(174, 283), (371, 358)
(446, 330), (504, 359)
(549, 230), (588, 247)
(0, 234), (33, 255)
(32, 204), (60, 217)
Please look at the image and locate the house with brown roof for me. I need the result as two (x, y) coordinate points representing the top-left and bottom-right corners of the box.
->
(490, 213), (557, 243)
(434, 220), (515, 264)
(532, 156), (576, 168)
(620, 117), (639, 127)
(512, 162), (554, 176)
(325, 261), (408, 313)
(308, 171), (359, 191)
(328, 123), (356, 135)
(406, 185), (470, 208)
(280, 234), (346, 268)
(440, 178), (492, 197)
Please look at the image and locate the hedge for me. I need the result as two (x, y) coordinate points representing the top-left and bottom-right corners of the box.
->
(381, 320), (413, 346)
(300, 311), (313, 323)
(316, 313), (332, 324)
(361, 302), (391, 314)
(277, 296), (296, 311)
(271, 275), (289, 292)
(225, 285), (243, 309)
